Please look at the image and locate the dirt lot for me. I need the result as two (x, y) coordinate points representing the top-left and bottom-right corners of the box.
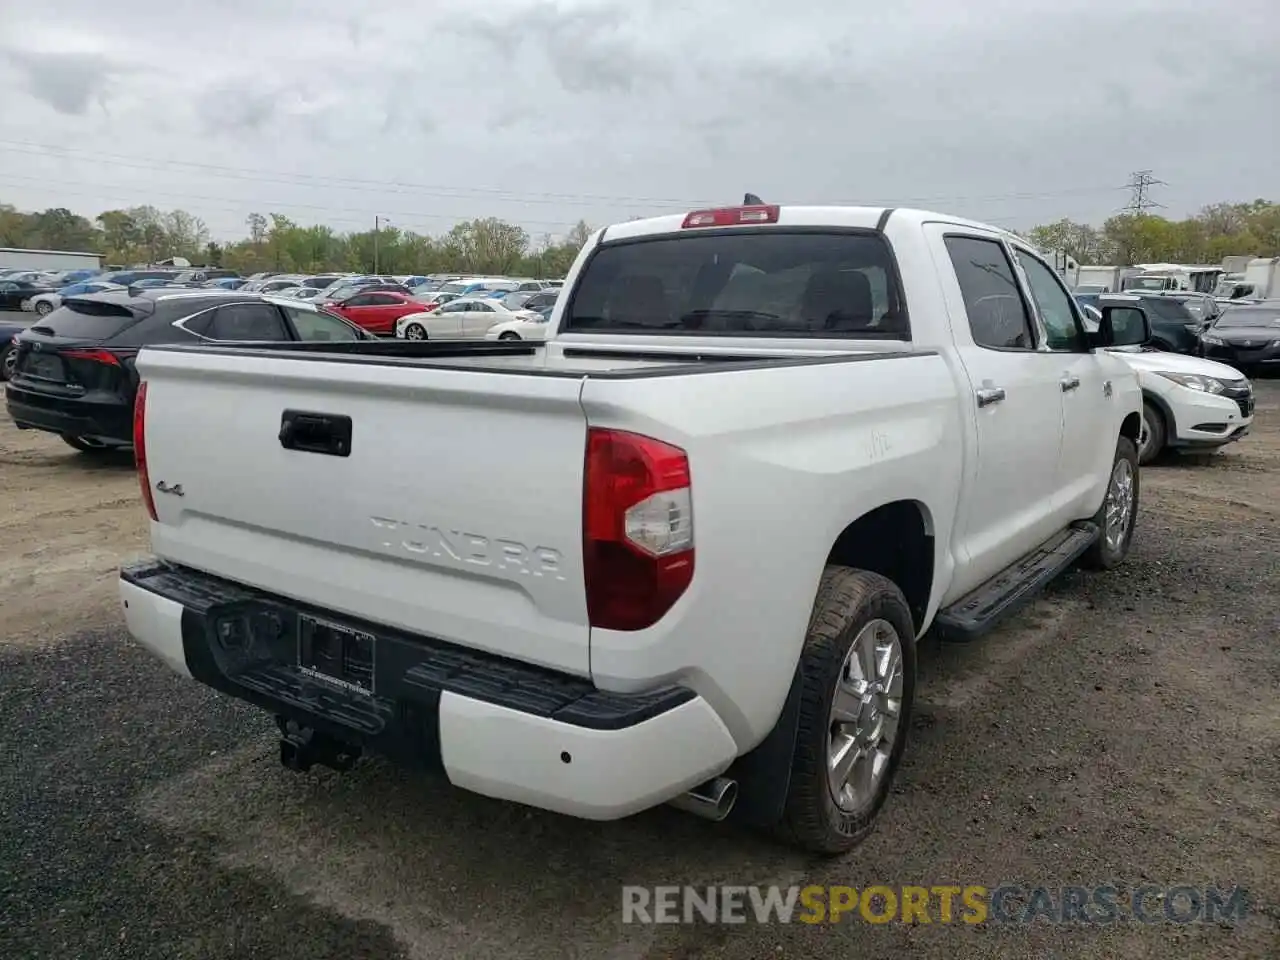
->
(1, 386), (1278, 960)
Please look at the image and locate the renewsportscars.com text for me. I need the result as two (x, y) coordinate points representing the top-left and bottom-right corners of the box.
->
(621, 884), (1250, 925)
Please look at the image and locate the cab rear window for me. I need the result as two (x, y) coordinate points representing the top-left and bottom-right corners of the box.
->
(564, 231), (908, 338)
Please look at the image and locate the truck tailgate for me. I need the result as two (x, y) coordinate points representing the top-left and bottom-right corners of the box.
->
(137, 348), (592, 676)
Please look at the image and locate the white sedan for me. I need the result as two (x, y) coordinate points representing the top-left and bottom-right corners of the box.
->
(1082, 304), (1253, 462)
(394, 297), (540, 340)
(485, 310), (553, 341)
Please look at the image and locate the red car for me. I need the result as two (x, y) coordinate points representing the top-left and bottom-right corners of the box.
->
(323, 291), (428, 335)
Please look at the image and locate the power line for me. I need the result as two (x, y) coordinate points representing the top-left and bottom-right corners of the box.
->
(0, 138), (1134, 212)
(0, 173), (585, 232)
(1121, 170), (1166, 215)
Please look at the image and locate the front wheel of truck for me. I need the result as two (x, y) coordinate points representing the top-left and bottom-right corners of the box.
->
(1080, 436), (1139, 571)
(775, 567), (917, 855)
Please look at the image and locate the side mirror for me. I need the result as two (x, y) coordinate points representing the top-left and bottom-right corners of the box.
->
(1090, 305), (1151, 348)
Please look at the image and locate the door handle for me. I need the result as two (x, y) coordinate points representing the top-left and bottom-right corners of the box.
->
(279, 409), (353, 457)
(975, 387), (1006, 407)
(1060, 375), (1081, 392)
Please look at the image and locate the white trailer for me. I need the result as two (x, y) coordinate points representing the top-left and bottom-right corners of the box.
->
(0, 247), (104, 272)
(1240, 257), (1280, 299)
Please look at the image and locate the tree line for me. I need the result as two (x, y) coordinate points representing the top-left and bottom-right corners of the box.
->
(0, 203), (595, 278)
(3, 198), (1279, 275)
(1024, 200), (1280, 265)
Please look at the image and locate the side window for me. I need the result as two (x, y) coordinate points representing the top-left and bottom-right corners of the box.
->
(367, 294), (399, 305)
(474, 302), (495, 312)
(0, 283), (14, 292)
(344, 294), (375, 307)
(207, 303), (289, 341)
(944, 236), (1035, 350)
(180, 308), (216, 337)
(1015, 250), (1083, 351)
(285, 306), (361, 341)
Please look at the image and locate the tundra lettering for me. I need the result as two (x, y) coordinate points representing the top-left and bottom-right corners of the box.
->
(369, 516), (566, 579)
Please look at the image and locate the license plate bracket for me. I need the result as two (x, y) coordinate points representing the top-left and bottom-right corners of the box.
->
(298, 614), (375, 695)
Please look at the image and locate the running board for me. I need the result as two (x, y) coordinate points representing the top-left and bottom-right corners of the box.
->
(934, 522), (1099, 641)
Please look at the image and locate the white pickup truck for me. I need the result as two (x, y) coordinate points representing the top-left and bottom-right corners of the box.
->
(119, 203), (1152, 854)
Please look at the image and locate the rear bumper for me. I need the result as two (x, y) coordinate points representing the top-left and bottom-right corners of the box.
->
(5, 382), (133, 443)
(118, 560), (737, 819)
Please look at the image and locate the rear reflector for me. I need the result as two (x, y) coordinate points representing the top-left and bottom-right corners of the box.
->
(681, 205), (780, 229)
(583, 428), (694, 631)
(133, 382), (157, 522)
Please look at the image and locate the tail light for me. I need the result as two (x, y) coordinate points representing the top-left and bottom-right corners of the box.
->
(583, 428), (693, 631)
(682, 205), (780, 228)
(133, 381), (157, 521)
(61, 348), (121, 366)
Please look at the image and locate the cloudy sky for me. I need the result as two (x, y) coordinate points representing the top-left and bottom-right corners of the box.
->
(0, 0), (1276, 242)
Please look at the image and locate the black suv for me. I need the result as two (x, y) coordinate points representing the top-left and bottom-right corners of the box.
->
(5, 289), (373, 454)
(1098, 293), (1204, 354)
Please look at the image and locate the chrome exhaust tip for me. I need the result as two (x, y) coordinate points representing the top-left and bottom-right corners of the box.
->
(669, 776), (738, 822)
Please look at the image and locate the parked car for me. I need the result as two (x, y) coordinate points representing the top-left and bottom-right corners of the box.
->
(173, 269), (240, 286)
(1098, 292), (1203, 354)
(202, 278), (248, 290)
(98, 270), (183, 286)
(117, 202), (1151, 855)
(409, 290), (463, 312)
(325, 290), (434, 335)
(520, 289), (560, 313)
(4, 290), (374, 453)
(272, 286), (325, 301)
(1200, 301), (1280, 371)
(244, 276), (308, 294)
(484, 309), (553, 341)
(0, 316), (27, 380)
(0, 278), (59, 310)
(26, 281), (126, 316)
(1077, 305), (1252, 463)
(317, 281), (411, 304)
(393, 296), (539, 340)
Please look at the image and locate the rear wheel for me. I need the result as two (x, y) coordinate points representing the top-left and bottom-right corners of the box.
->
(498, 331), (521, 341)
(0, 343), (14, 381)
(35, 300), (53, 316)
(774, 568), (916, 855)
(1137, 400), (1166, 465)
(404, 323), (427, 340)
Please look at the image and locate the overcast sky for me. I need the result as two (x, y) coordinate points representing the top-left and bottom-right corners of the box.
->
(0, 0), (1276, 242)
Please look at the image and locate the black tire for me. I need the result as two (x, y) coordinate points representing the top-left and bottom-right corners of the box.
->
(1080, 436), (1140, 570)
(35, 300), (53, 316)
(774, 568), (917, 855)
(0, 344), (13, 382)
(499, 331), (521, 340)
(404, 323), (427, 340)
(1138, 400), (1166, 465)
(60, 434), (118, 455)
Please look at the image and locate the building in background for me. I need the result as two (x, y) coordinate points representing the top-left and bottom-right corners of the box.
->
(0, 247), (104, 272)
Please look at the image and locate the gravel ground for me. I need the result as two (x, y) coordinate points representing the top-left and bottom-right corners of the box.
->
(1, 383), (1277, 960)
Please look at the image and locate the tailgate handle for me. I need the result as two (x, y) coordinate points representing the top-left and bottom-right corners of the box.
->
(279, 410), (352, 457)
